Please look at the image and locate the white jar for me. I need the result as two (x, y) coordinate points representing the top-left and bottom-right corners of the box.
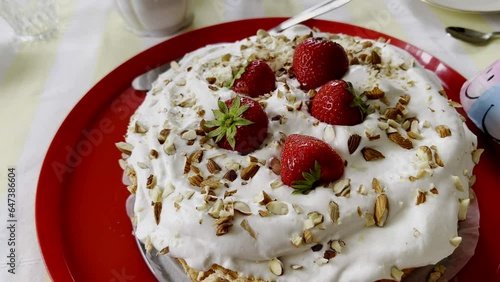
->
(114, 0), (193, 37)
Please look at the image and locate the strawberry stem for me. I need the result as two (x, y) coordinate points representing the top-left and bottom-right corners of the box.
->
(291, 161), (322, 195)
(346, 82), (368, 119)
(205, 95), (254, 149)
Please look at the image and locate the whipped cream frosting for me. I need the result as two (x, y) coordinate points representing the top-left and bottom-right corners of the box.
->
(120, 26), (479, 281)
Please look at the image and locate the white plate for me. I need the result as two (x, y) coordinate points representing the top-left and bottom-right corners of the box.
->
(423, 0), (500, 13)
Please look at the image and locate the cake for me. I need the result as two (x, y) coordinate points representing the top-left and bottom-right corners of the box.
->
(117, 25), (481, 282)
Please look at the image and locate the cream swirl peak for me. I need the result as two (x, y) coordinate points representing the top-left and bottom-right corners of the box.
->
(118, 26), (480, 282)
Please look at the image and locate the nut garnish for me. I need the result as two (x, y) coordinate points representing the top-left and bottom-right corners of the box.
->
(416, 190), (427, 205)
(255, 190), (273, 205)
(348, 134), (361, 154)
(365, 86), (385, 99)
(269, 258), (284, 276)
(330, 240), (345, 253)
(449, 236), (462, 247)
(157, 129), (171, 145)
(266, 201), (289, 215)
(391, 266), (404, 282)
(241, 163), (260, 180)
(134, 121), (148, 134)
(216, 222), (233, 236)
(361, 147), (385, 161)
(240, 219), (257, 239)
(387, 132), (413, 149)
(163, 140), (176, 155)
(207, 159), (222, 174)
(328, 201), (340, 223)
(116, 142), (134, 155)
(372, 178), (383, 194)
(436, 125), (452, 138)
(452, 175), (465, 192)
(433, 150), (444, 167)
(149, 149), (158, 159)
(458, 198), (470, 221)
(471, 148), (484, 164)
(153, 202), (162, 225)
(223, 170), (237, 182)
(430, 187), (439, 195)
(188, 174), (203, 187)
(292, 203), (304, 214)
(365, 130), (380, 141)
(291, 264), (303, 270)
(234, 201), (252, 215)
(303, 229), (314, 244)
(332, 178), (351, 197)
(146, 175), (156, 189)
(374, 194), (389, 227)
(291, 234), (304, 247)
(269, 157), (281, 175)
(364, 212), (376, 227)
(190, 150), (204, 163)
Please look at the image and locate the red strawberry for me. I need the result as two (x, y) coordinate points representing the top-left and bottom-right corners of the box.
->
(232, 59), (276, 97)
(293, 37), (349, 90)
(311, 80), (367, 126)
(280, 134), (344, 194)
(206, 95), (268, 155)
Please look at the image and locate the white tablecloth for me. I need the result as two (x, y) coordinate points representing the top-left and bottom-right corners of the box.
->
(0, 0), (499, 281)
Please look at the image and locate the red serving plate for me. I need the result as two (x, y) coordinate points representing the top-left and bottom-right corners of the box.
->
(35, 18), (500, 282)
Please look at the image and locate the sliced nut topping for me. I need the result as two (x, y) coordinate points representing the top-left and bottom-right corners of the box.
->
(153, 202), (162, 225)
(323, 249), (336, 260)
(240, 219), (257, 239)
(458, 198), (470, 221)
(255, 190), (273, 205)
(307, 211), (324, 225)
(365, 130), (380, 141)
(269, 157), (281, 175)
(163, 140), (176, 155)
(181, 130), (197, 141)
(311, 243), (323, 252)
(215, 222), (233, 236)
(291, 233), (304, 247)
(149, 149), (159, 159)
(364, 212), (376, 227)
(188, 174), (203, 187)
(361, 147), (385, 161)
(266, 201), (289, 215)
(433, 149), (444, 167)
(183, 156), (192, 174)
(332, 178), (351, 197)
(387, 132), (413, 149)
(365, 86), (385, 99)
(207, 159), (222, 174)
(348, 134), (362, 154)
(471, 148), (484, 164)
(292, 203), (304, 214)
(372, 178), (383, 194)
(452, 175), (465, 192)
(416, 190), (427, 205)
(329, 201), (340, 223)
(430, 187), (439, 195)
(223, 170), (237, 182)
(330, 240), (345, 253)
(374, 194), (389, 227)
(416, 146), (432, 162)
(391, 266), (404, 282)
(449, 236), (462, 247)
(116, 142), (134, 155)
(323, 125), (336, 143)
(269, 258), (284, 276)
(157, 129), (171, 145)
(200, 177), (222, 189)
(436, 125), (452, 138)
(137, 162), (149, 169)
(291, 264), (303, 270)
(135, 121), (148, 134)
(190, 150), (204, 163)
(258, 210), (272, 217)
(146, 175), (156, 189)
(241, 163), (260, 180)
(234, 201), (252, 215)
(303, 229), (314, 244)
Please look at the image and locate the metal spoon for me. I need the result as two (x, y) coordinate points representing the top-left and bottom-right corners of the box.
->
(446, 26), (500, 45)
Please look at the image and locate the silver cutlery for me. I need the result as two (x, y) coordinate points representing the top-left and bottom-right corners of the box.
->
(132, 0), (353, 92)
(446, 26), (500, 45)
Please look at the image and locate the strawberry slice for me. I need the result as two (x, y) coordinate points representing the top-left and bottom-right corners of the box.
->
(311, 79), (367, 126)
(206, 95), (268, 155)
(280, 134), (344, 194)
(232, 59), (276, 97)
(293, 37), (349, 90)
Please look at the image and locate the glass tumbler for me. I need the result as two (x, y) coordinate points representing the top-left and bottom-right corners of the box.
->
(0, 0), (59, 41)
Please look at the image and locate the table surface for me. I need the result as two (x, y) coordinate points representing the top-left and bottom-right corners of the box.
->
(0, 0), (499, 281)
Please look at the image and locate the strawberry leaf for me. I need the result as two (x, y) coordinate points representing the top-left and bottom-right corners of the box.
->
(206, 95), (254, 150)
(291, 161), (321, 195)
(346, 82), (368, 119)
